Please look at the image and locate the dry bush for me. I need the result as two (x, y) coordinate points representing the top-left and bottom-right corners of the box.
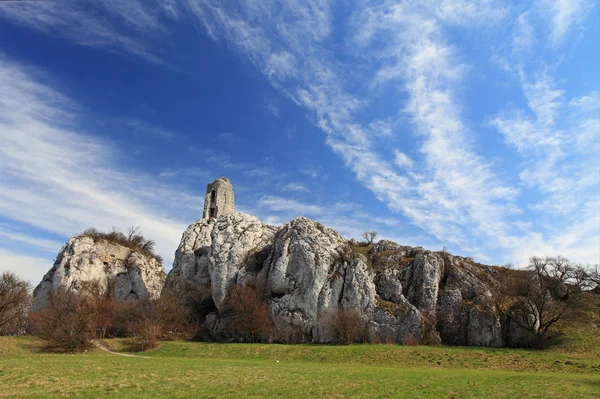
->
(271, 316), (305, 344)
(109, 294), (193, 343)
(30, 288), (93, 352)
(401, 335), (419, 346)
(80, 226), (163, 264)
(79, 279), (116, 338)
(225, 283), (273, 343)
(156, 293), (193, 339)
(0, 271), (31, 336)
(331, 307), (368, 344)
(124, 318), (161, 352)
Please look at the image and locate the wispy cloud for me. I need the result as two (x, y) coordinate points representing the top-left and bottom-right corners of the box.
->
(538, 0), (592, 44)
(0, 249), (53, 286)
(0, 1), (168, 65)
(282, 183), (310, 193)
(1, 1), (597, 266)
(123, 118), (178, 139)
(0, 54), (199, 277)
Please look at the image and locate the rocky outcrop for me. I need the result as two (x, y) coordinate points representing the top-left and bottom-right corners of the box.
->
(163, 213), (278, 311)
(165, 212), (528, 347)
(32, 235), (165, 311)
(259, 217), (375, 342)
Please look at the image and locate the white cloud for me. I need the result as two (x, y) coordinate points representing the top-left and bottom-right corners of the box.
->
(1, 1), (596, 265)
(0, 54), (199, 276)
(258, 195), (323, 216)
(539, 0), (592, 44)
(0, 1), (166, 64)
(0, 249), (53, 287)
(493, 70), (599, 263)
(265, 52), (296, 80)
(0, 229), (64, 254)
(282, 183), (310, 193)
(512, 13), (536, 54)
(393, 151), (413, 169)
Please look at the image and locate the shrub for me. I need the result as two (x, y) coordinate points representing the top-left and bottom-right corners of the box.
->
(30, 288), (93, 352)
(124, 319), (161, 352)
(225, 283), (273, 343)
(331, 307), (368, 344)
(401, 335), (420, 346)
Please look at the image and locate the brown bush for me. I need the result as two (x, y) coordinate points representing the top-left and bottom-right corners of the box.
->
(0, 271), (31, 336)
(30, 288), (93, 352)
(401, 335), (420, 346)
(331, 307), (368, 344)
(107, 294), (192, 342)
(271, 316), (305, 344)
(124, 318), (161, 352)
(225, 283), (273, 342)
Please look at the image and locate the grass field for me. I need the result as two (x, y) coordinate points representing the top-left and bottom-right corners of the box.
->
(1, 319), (599, 398)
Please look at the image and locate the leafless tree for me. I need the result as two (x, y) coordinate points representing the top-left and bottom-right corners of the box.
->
(0, 271), (31, 335)
(30, 288), (94, 352)
(590, 265), (600, 288)
(494, 255), (593, 347)
(361, 231), (378, 245)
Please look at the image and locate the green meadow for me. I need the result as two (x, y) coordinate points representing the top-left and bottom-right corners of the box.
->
(1, 319), (599, 398)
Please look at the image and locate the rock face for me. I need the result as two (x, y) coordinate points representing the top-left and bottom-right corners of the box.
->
(165, 212), (527, 347)
(32, 236), (166, 311)
(164, 213), (278, 310)
(259, 217), (375, 342)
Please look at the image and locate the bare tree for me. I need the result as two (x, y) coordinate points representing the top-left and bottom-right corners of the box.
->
(30, 288), (94, 352)
(361, 231), (378, 245)
(0, 271), (31, 335)
(590, 265), (600, 288)
(494, 255), (593, 347)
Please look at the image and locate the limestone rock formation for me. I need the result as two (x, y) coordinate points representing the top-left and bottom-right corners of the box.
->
(163, 213), (278, 311)
(32, 235), (166, 311)
(165, 212), (528, 347)
(259, 217), (376, 342)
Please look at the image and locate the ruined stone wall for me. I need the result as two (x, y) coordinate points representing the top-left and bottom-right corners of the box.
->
(202, 177), (235, 219)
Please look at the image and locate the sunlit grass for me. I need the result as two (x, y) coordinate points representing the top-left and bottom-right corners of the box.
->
(1, 318), (598, 398)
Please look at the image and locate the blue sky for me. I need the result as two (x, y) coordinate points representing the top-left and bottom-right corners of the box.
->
(0, 0), (598, 285)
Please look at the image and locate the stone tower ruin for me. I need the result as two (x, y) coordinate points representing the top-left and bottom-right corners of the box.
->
(203, 177), (235, 219)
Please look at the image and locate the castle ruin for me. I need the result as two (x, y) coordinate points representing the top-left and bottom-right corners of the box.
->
(202, 177), (235, 219)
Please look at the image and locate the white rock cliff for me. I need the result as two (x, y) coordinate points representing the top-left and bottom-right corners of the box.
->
(32, 235), (165, 311)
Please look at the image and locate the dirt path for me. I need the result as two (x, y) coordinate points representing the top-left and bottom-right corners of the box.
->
(90, 339), (150, 359)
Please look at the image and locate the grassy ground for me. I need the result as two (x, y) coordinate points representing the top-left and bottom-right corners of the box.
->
(1, 318), (599, 398)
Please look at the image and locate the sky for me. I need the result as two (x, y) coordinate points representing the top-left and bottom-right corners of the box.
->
(0, 0), (598, 286)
